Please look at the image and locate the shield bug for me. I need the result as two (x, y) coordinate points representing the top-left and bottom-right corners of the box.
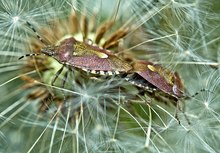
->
(40, 37), (133, 75)
(126, 61), (190, 124)
(19, 22), (133, 86)
(131, 61), (185, 99)
(19, 21), (190, 124)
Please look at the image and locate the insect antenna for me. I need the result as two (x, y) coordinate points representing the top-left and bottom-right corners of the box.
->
(185, 88), (213, 100)
(176, 88), (213, 125)
(18, 53), (41, 60)
(19, 21), (50, 60)
(26, 21), (48, 46)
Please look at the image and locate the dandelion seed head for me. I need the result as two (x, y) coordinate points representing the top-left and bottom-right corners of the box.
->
(110, 138), (117, 142)
(204, 101), (209, 109)
(12, 16), (19, 23)
(82, 92), (90, 101)
(184, 50), (191, 56)
(1, 0), (220, 152)
(95, 124), (103, 132)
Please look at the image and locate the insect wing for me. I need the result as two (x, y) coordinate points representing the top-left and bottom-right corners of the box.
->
(134, 61), (175, 96)
(67, 55), (132, 75)
(138, 70), (174, 95)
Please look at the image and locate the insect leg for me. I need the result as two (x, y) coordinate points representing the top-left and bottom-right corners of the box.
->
(183, 112), (191, 125)
(51, 65), (65, 86)
(174, 102), (181, 124)
(175, 101), (191, 125)
(61, 67), (70, 88)
(181, 102), (191, 125)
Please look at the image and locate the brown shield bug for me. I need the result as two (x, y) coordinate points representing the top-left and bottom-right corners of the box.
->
(126, 61), (193, 124)
(40, 37), (133, 75)
(131, 61), (185, 99)
(19, 22), (133, 85)
(20, 36), (133, 85)
(20, 22), (185, 98)
(19, 21), (191, 124)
